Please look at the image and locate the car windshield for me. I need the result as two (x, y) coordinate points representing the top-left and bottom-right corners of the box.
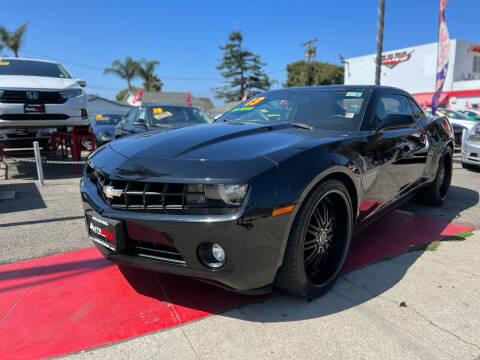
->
(0, 59), (71, 78)
(217, 88), (368, 130)
(149, 106), (210, 126)
(93, 114), (123, 125)
(438, 109), (470, 120)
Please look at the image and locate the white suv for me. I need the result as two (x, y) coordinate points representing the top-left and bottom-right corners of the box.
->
(0, 58), (88, 129)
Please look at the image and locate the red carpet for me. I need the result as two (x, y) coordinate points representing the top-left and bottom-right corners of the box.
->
(0, 210), (474, 360)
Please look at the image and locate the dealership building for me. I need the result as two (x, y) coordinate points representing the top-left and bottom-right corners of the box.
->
(344, 39), (480, 109)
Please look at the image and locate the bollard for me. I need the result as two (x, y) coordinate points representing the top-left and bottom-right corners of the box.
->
(33, 141), (45, 186)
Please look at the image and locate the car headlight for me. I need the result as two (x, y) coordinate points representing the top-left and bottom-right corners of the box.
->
(466, 124), (480, 143)
(59, 89), (83, 99)
(98, 131), (113, 141)
(204, 184), (248, 206)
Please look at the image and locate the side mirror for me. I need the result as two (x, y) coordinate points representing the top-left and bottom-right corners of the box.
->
(133, 120), (147, 128)
(376, 114), (415, 132)
(77, 79), (87, 87)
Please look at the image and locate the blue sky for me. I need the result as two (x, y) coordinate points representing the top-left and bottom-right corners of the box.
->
(3, 0), (480, 105)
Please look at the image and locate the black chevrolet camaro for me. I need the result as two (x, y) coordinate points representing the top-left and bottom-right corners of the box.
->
(80, 85), (454, 298)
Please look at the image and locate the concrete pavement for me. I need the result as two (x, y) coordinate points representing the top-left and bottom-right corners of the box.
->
(66, 231), (480, 360)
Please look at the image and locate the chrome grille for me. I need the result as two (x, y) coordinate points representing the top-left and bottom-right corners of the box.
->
(91, 170), (207, 213)
(0, 90), (67, 104)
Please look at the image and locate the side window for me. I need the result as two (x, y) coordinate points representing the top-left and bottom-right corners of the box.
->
(370, 94), (412, 130)
(124, 109), (137, 124)
(136, 109), (147, 124)
(408, 98), (424, 122)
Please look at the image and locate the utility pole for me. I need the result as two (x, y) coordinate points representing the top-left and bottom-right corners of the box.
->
(375, 0), (386, 85)
(302, 38), (319, 86)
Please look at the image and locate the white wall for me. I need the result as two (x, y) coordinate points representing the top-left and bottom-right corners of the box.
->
(345, 40), (458, 94)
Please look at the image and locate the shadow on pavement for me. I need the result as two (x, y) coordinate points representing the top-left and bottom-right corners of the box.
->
(0, 182), (46, 214)
(9, 160), (82, 180)
(401, 185), (479, 227)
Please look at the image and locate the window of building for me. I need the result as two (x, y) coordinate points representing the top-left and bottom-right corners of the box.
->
(473, 56), (480, 73)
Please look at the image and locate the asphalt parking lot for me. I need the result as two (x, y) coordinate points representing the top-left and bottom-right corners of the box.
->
(0, 151), (479, 359)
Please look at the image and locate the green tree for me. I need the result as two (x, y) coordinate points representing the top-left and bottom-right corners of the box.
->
(137, 58), (163, 92)
(104, 56), (139, 90)
(214, 30), (271, 102)
(0, 22), (28, 57)
(115, 86), (140, 101)
(284, 60), (344, 88)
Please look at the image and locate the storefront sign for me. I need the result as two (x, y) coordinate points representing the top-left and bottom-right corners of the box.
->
(381, 51), (414, 69)
(470, 44), (480, 53)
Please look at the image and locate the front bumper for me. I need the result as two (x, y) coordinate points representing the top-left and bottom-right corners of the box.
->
(80, 174), (292, 293)
(462, 140), (480, 166)
(0, 98), (88, 128)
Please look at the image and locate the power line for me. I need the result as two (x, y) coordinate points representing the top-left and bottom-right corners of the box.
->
(22, 49), (285, 81)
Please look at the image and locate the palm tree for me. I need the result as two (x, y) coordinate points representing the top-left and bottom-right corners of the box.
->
(137, 58), (163, 92)
(0, 22), (28, 57)
(103, 56), (139, 90)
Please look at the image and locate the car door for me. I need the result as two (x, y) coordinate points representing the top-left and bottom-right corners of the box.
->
(116, 108), (138, 138)
(367, 93), (427, 203)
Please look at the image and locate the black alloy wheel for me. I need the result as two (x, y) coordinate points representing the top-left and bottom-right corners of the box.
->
(416, 146), (453, 206)
(276, 179), (353, 298)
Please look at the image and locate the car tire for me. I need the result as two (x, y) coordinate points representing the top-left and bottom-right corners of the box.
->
(416, 147), (453, 206)
(275, 179), (353, 299)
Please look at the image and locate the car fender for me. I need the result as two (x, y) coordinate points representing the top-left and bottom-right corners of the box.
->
(272, 149), (361, 270)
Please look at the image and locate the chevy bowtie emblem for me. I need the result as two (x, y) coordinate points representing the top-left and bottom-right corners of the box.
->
(103, 185), (123, 199)
(26, 91), (39, 100)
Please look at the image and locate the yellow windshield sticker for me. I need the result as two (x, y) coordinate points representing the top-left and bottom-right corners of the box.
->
(153, 107), (164, 114)
(260, 109), (268, 113)
(153, 111), (172, 120)
(244, 97), (266, 107)
(0, 61), (9, 65)
(95, 114), (103, 119)
(267, 114), (280, 117)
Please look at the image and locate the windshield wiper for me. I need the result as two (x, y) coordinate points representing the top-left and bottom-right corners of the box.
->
(290, 122), (313, 131)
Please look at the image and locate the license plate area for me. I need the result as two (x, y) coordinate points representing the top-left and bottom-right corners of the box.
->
(24, 104), (45, 113)
(85, 211), (124, 251)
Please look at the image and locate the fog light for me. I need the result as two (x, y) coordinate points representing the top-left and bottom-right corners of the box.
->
(212, 243), (225, 262)
(198, 242), (226, 268)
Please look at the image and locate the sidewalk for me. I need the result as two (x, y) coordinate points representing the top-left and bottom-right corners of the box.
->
(66, 231), (480, 360)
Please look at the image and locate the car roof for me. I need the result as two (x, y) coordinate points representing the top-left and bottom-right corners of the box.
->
(263, 85), (412, 97)
(141, 104), (193, 109)
(0, 57), (59, 65)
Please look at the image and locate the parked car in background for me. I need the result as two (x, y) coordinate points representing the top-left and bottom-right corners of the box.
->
(0, 58), (88, 130)
(425, 109), (476, 146)
(462, 121), (480, 169)
(82, 85), (454, 298)
(459, 109), (480, 121)
(90, 113), (124, 146)
(114, 104), (210, 138)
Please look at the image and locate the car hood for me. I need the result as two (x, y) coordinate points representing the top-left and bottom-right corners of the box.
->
(108, 122), (345, 162)
(447, 118), (477, 130)
(0, 75), (81, 90)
